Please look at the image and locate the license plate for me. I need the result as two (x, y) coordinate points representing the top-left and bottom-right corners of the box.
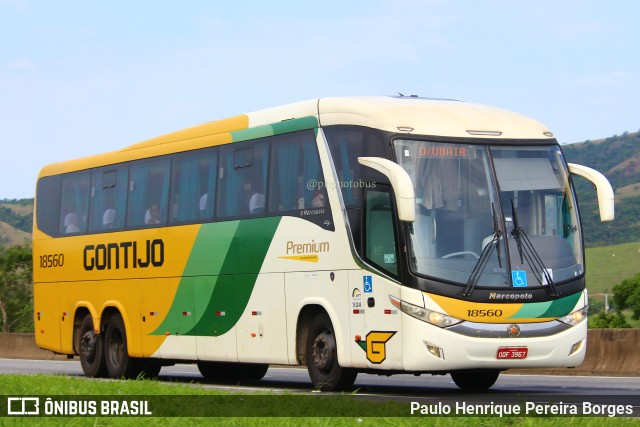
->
(497, 347), (528, 359)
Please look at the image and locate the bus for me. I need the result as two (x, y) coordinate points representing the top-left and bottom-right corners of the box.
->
(33, 96), (614, 391)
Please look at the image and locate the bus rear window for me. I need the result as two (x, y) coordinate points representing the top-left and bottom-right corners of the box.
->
(35, 175), (61, 236)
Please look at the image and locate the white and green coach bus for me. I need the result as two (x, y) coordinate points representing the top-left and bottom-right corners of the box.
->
(33, 96), (614, 390)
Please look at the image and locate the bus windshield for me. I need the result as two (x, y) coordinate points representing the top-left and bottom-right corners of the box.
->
(394, 140), (583, 290)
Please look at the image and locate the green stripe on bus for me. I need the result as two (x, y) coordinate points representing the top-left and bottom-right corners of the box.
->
(539, 292), (582, 318)
(151, 217), (281, 337)
(509, 292), (581, 319)
(230, 116), (318, 143)
(508, 300), (552, 319)
(271, 116), (318, 135)
(186, 217), (280, 336)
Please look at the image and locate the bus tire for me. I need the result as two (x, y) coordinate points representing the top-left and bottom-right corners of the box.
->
(197, 361), (268, 381)
(78, 314), (108, 378)
(450, 369), (500, 391)
(104, 313), (145, 379)
(141, 360), (162, 379)
(306, 312), (357, 391)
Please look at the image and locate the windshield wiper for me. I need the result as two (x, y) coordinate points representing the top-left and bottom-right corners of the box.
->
(510, 199), (560, 297)
(461, 203), (502, 297)
(492, 203), (503, 270)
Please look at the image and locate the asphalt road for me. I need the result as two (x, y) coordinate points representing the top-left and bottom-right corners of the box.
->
(1, 358), (639, 396)
(3, 358), (640, 416)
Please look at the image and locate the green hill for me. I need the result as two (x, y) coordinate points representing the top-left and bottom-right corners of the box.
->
(562, 131), (640, 247)
(585, 241), (640, 327)
(585, 241), (640, 294)
(0, 199), (33, 247)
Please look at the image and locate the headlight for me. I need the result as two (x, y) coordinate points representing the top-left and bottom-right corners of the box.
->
(558, 306), (588, 326)
(392, 297), (462, 328)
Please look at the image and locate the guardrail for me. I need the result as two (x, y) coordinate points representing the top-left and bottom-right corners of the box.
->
(510, 328), (640, 376)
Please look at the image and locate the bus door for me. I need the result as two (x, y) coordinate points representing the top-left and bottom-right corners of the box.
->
(358, 187), (404, 370)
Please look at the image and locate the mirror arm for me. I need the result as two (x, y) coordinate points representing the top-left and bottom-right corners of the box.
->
(358, 157), (415, 222)
(568, 163), (615, 221)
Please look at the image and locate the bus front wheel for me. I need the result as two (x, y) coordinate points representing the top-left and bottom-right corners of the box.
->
(306, 312), (357, 391)
(78, 314), (108, 378)
(450, 369), (500, 391)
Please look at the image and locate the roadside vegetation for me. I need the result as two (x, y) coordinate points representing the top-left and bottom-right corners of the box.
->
(0, 244), (32, 333)
(0, 375), (637, 426)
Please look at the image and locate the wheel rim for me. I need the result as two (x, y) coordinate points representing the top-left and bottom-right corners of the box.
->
(311, 330), (335, 373)
(81, 331), (97, 364)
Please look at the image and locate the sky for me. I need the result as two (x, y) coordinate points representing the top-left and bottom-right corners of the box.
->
(1, 0), (639, 199)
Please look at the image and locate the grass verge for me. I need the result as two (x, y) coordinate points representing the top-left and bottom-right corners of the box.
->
(0, 375), (638, 426)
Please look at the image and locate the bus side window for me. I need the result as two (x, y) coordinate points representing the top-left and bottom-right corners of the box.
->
(364, 187), (398, 277)
(127, 158), (170, 228)
(59, 171), (91, 235)
(89, 167), (128, 232)
(269, 130), (325, 212)
(170, 148), (218, 224)
(217, 139), (268, 219)
(324, 126), (388, 208)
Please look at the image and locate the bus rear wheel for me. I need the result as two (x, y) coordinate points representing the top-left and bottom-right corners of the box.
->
(197, 361), (269, 380)
(78, 314), (108, 378)
(104, 313), (146, 379)
(450, 369), (500, 391)
(306, 312), (357, 391)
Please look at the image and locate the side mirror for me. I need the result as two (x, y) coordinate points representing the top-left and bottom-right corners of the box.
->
(568, 163), (615, 221)
(357, 157), (415, 222)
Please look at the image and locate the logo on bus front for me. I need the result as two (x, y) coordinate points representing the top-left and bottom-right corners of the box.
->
(356, 331), (397, 364)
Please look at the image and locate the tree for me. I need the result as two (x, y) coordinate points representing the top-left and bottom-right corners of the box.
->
(588, 298), (605, 315)
(612, 273), (640, 320)
(589, 311), (631, 328)
(586, 273), (640, 328)
(0, 245), (33, 333)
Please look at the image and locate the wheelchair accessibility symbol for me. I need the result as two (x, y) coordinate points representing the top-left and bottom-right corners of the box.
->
(512, 270), (528, 287)
(363, 275), (373, 293)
